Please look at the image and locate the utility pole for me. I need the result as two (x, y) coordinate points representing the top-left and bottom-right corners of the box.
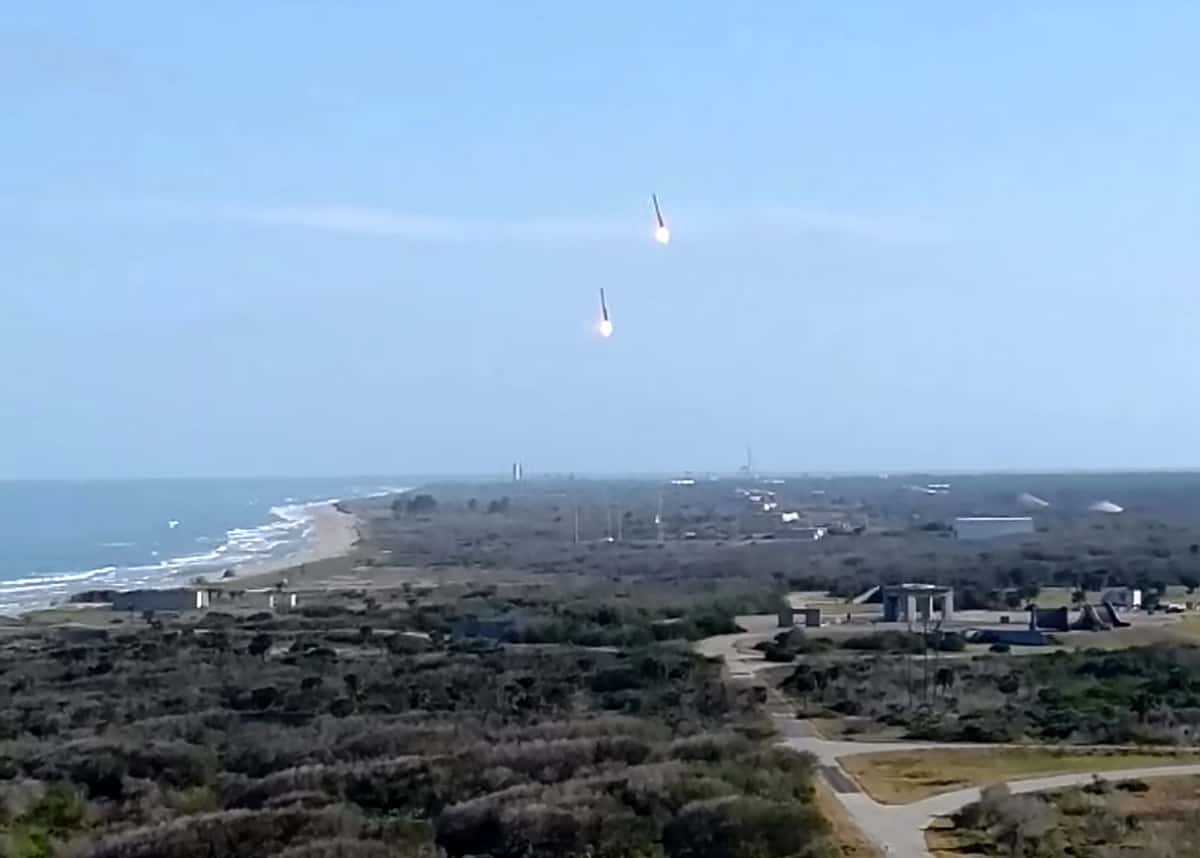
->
(573, 506), (580, 545)
(906, 651), (913, 710)
(616, 504), (623, 542)
(922, 612), (930, 704)
(655, 493), (664, 543)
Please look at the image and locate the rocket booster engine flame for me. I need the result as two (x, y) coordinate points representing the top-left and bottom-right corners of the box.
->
(651, 194), (670, 245)
(597, 287), (613, 337)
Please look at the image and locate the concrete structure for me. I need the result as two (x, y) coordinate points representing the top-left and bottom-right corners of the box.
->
(112, 588), (210, 613)
(853, 585), (882, 605)
(954, 516), (1035, 541)
(777, 526), (826, 541)
(1100, 601), (1131, 628)
(1102, 587), (1142, 609)
(801, 607), (822, 628)
(451, 617), (516, 639)
(777, 606), (795, 628)
(268, 592), (299, 611)
(881, 584), (954, 624)
(1030, 606), (1070, 631)
(969, 628), (1051, 647)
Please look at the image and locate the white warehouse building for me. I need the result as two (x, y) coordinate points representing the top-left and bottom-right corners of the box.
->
(954, 516), (1035, 541)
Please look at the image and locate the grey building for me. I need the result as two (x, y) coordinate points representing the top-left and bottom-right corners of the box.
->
(112, 588), (211, 613)
(881, 583), (954, 624)
(954, 516), (1035, 541)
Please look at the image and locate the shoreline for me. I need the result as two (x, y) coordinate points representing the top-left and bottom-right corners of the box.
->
(4, 500), (369, 622)
(218, 504), (362, 590)
(218, 502), (362, 591)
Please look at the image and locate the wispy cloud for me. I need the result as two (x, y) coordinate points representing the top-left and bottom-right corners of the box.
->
(134, 200), (638, 243)
(131, 200), (947, 246)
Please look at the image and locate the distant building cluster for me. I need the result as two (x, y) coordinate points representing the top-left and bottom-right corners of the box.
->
(953, 516), (1035, 541)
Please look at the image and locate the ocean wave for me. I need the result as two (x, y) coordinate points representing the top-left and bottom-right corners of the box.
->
(0, 489), (392, 615)
(99, 541), (136, 548)
(360, 486), (411, 499)
(0, 566), (118, 591)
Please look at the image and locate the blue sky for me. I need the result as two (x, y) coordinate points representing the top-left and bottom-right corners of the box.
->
(3, 3), (1199, 477)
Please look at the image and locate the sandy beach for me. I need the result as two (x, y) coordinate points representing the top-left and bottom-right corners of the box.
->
(218, 502), (362, 590)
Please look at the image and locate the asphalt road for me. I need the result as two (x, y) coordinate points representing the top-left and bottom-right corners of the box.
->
(858, 763), (1200, 857)
(782, 726), (1200, 857)
(697, 620), (1200, 857)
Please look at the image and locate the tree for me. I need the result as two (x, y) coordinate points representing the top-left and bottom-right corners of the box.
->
(486, 497), (511, 515)
(988, 795), (1060, 857)
(662, 797), (828, 858)
(1131, 691), (1157, 724)
(467, 498), (478, 512)
(786, 668), (817, 709)
(812, 668), (832, 699)
(935, 666), (956, 697)
(406, 494), (438, 515)
(1083, 571), (1108, 592)
(1004, 590), (1023, 610)
(1183, 575), (1200, 595)
(329, 697), (354, 717)
(250, 685), (279, 710)
(248, 632), (272, 661)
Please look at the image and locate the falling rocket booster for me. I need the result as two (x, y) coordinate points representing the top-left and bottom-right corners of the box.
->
(598, 288), (613, 338)
(652, 194), (671, 244)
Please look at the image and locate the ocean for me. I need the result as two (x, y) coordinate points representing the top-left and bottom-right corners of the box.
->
(0, 478), (408, 614)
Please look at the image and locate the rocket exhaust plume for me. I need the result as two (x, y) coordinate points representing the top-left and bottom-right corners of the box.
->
(598, 288), (613, 337)
(652, 193), (671, 244)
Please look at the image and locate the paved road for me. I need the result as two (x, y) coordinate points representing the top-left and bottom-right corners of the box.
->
(837, 758), (1200, 858)
(778, 721), (1200, 857)
(697, 621), (1200, 857)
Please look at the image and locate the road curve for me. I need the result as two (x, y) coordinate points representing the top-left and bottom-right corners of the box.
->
(697, 626), (1200, 857)
(811, 749), (1200, 858)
